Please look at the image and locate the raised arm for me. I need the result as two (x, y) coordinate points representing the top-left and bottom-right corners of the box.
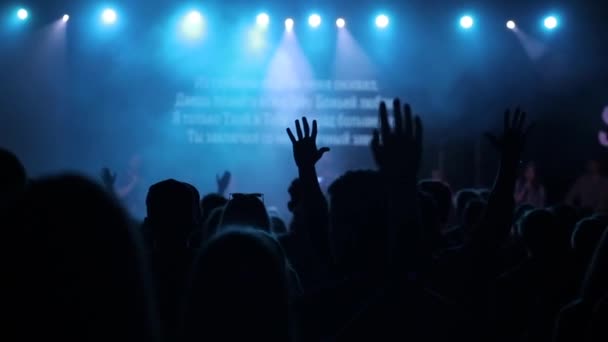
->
(286, 117), (331, 261)
(216, 171), (231, 196)
(470, 108), (531, 257)
(371, 99), (423, 274)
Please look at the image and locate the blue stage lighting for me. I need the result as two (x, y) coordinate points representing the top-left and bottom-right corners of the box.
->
(257, 13), (269, 27)
(460, 16), (474, 29)
(308, 14), (321, 28)
(181, 10), (204, 38)
(506, 20), (516, 30)
(62, 14), (70, 23)
(17, 8), (28, 20)
(285, 18), (294, 31)
(336, 18), (345, 28)
(544, 16), (558, 29)
(101, 8), (117, 25)
(375, 15), (389, 28)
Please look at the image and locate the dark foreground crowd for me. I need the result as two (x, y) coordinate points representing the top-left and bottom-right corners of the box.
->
(1, 100), (607, 342)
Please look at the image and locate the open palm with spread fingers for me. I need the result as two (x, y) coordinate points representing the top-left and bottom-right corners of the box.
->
(287, 117), (330, 169)
(485, 107), (532, 165)
(371, 98), (423, 178)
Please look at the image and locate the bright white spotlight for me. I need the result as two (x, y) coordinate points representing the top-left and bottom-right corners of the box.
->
(460, 16), (474, 29)
(285, 18), (294, 31)
(375, 15), (389, 28)
(62, 14), (70, 23)
(17, 8), (28, 20)
(308, 14), (321, 28)
(101, 8), (117, 25)
(256, 13), (269, 27)
(181, 11), (204, 38)
(544, 16), (558, 29)
(506, 20), (516, 30)
(336, 18), (345, 28)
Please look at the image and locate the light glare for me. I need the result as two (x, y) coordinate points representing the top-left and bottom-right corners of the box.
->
(375, 15), (389, 28)
(62, 14), (70, 23)
(181, 11), (204, 38)
(17, 9), (28, 20)
(101, 9), (117, 24)
(544, 16), (558, 29)
(506, 20), (516, 29)
(285, 18), (294, 31)
(256, 13), (269, 27)
(308, 14), (321, 28)
(460, 16), (474, 29)
(336, 18), (345, 28)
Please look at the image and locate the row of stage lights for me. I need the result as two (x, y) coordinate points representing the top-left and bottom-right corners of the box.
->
(14, 7), (560, 32)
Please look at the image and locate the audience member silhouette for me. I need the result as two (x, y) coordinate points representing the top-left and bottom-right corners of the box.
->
(495, 209), (575, 342)
(219, 193), (271, 231)
(555, 227), (608, 342)
(6, 174), (158, 341)
(181, 228), (292, 342)
(0, 147), (27, 211)
(143, 179), (200, 341)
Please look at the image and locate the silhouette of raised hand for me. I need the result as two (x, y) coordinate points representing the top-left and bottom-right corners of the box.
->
(100, 167), (117, 190)
(371, 98), (423, 178)
(484, 108), (531, 165)
(216, 171), (231, 195)
(287, 117), (330, 169)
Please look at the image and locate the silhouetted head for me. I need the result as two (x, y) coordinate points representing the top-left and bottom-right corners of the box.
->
(184, 183), (202, 225)
(146, 179), (199, 246)
(200, 193), (227, 221)
(328, 170), (388, 273)
(182, 228), (291, 342)
(418, 191), (443, 248)
(571, 215), (608, 271)
(477, 188), (491, 201)
(419, 180), (453, 225)
(515, 203), (535, 222)
(454, 189), (480, 222)
(518, 209), (566, 260)
(0, 148), (27, 208)
(287, 178), (301, 213)
(549, 204), (581, 240)
(8, 174), (156, 341)
(220, 194), (271, 232)
(462, 199), (486, 233)
(271, 216), (288, 235)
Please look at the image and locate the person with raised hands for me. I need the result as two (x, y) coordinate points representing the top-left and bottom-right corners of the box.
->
(284, 117), (332, 288)
(475, 108), (532, 255)
(370, 99), (424, 274)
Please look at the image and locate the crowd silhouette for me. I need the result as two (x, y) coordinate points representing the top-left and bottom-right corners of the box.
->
(1, 99), (607, 341)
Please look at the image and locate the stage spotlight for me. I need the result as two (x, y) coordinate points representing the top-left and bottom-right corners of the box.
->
(17, 8), (28, 20)
(285, 18), (294, 31)
(101, 8), (117, 25)
(544, 16), (558, 29)
(506, 20), (516, 30)
(336, 18), (345, 28)
(256, 13), (269, 27)
(375, 15), (389, 28)
(62, 14), (70, 23)
(308, 14), (321, 28)
(181, 10), (204, 38)
(460, 15), (474, 29)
